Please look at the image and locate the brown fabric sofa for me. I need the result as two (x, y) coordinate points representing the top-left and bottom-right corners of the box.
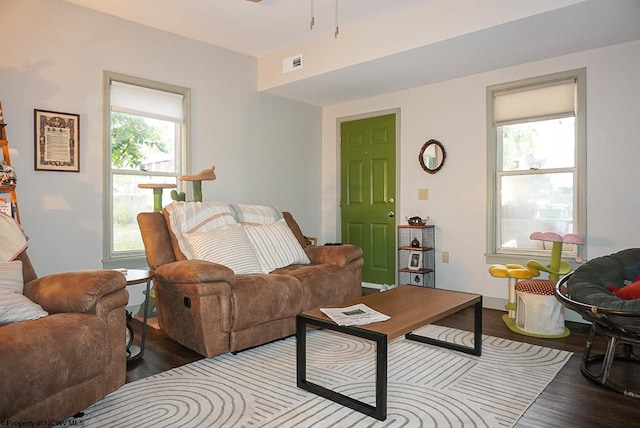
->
(0, 251), (128, 422)
(138, 208), (363, 358)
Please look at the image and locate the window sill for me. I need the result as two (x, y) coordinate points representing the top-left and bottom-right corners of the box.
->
(485, 253), (538, 266)
(485, 252), (583, 272)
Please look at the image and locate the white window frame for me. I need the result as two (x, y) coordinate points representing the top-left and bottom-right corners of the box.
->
(102, 71), (190, 268)
(486, 68), (586, 265)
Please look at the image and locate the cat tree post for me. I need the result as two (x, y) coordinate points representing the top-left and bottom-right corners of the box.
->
(137, 183), (177, 211)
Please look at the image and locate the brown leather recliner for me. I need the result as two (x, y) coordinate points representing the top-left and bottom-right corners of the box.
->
(137, 208), (363, 358)
(0, 251), (128, 422)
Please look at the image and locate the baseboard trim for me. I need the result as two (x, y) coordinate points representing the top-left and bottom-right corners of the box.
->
(362, 282), (384, 290)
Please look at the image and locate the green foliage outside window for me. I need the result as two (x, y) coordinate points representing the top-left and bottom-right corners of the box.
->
(111, 112), (167, 169)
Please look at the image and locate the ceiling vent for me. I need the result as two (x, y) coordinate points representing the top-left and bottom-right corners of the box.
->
(283, 54), (303, 73)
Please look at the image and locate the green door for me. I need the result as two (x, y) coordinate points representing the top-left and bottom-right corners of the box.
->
(341, 114), (396, 285)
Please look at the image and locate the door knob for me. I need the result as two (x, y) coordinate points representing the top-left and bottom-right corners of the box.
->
(387, 211), (395, 217)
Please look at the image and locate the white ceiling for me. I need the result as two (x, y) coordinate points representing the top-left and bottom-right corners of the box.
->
(62, 0), (431, 57)
(62, 0), (640, 106)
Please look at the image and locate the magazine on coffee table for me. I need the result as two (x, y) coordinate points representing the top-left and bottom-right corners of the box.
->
(320, 303), (390, 326)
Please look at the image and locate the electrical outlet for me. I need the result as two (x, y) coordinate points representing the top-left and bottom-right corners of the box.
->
(418, 188), (429, 200)
(442, 251), (449, 263)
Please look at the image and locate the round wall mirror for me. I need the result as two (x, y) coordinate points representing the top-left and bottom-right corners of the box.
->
(418, 139), (446, 174)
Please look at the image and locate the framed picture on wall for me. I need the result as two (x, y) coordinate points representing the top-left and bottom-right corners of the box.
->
(408, 251), (423, 271)
(34, 109), (80, 172)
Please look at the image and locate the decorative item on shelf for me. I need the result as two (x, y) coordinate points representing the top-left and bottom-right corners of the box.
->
(174, 165), (216, 203)
(411, 237), (420, 248)
(0, 162), (17, 186)
(406, 215), (428, 226)
(408, 251), (423, 270)
(0, 198), (12, 217)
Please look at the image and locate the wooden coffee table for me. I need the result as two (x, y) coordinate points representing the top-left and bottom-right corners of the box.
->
(296, 285), (482, 421)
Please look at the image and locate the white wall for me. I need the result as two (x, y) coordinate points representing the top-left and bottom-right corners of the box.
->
(322, 40), (640, 302)
(0, 0), (322, 282)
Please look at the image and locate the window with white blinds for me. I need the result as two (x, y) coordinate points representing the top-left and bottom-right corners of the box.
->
(493, 81), (576, 126)
(103, 72), (190, 266)
(486, 69), (586, 263)
(110, 81), (184, 123)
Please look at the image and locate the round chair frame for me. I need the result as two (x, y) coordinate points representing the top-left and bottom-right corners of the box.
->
(556, 274), (640, 398)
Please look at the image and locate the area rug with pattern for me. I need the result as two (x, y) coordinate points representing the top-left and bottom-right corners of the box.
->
(63, 325), (571, 427)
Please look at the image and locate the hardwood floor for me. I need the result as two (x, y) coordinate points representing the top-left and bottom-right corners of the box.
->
(126, 288), (640, 427)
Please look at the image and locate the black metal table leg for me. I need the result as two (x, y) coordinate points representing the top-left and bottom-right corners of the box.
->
(137, 278), (152, 359)
(296, 314), (389, 421)
(125, 271), (153, 361)
(405, 297), (483, 356)
(296, 294), (482, 420)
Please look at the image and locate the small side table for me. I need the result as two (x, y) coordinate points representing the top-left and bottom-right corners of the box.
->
(124, 269), (153, 360)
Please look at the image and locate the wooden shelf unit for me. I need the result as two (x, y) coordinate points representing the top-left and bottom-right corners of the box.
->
(0, 102), (20, 223)
(397, 224), (435, 287)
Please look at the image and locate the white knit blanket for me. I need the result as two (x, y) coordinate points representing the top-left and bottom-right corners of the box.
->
(164, 202), (238, 259)
(0, 213), (27, 262)
(230, 203), (282, 225)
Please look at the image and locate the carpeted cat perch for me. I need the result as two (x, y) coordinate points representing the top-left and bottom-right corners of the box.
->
(489, 231), (584, 338)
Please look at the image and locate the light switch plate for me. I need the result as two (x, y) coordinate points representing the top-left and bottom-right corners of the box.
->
(418, 189), (429, 200)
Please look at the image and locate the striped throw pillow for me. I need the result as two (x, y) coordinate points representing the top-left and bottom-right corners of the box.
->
(244, 219), (310, 274)
(0, 261), (48, 325)
(183, 224), (263, 275)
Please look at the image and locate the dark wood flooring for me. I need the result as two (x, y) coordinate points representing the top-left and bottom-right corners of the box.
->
(126, 288), (640, 427)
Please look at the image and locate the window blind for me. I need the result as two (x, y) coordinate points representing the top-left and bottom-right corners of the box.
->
(110, 81), (184, 123)
(493, 80), (575, 126)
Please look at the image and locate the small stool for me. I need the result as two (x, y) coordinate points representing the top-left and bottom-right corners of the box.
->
(515, 279), (569, 337)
